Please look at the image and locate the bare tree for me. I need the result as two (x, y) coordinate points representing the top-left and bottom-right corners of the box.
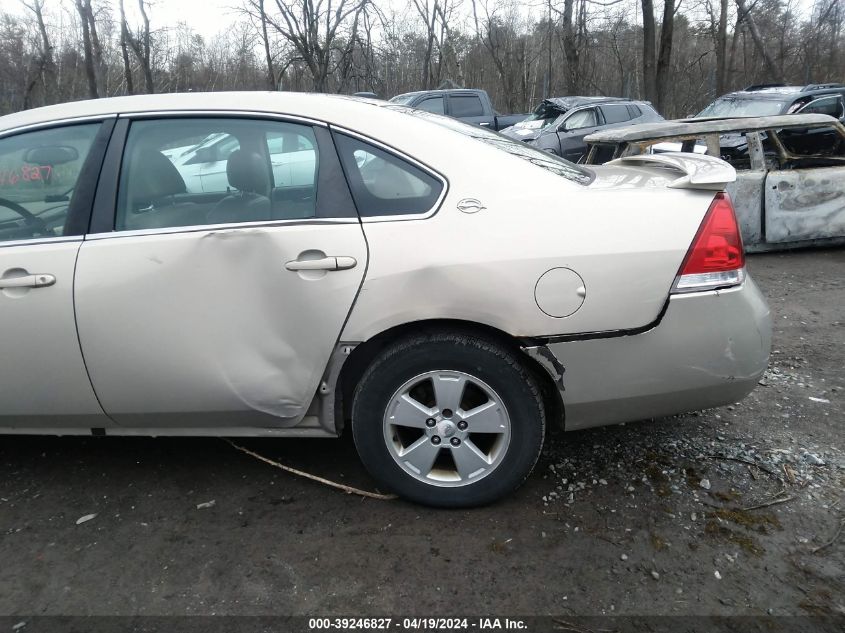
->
(118, 0), (135, 94)
(260, 0), (369, 91)
(550, 0), (581, 94)
(125, 0), (156, 93)
(735, 0), (783, 82)
(259, 0), (277, 89)
(74, 0), (99, 98)
(705, 0), (730, 94)
(20, 0), (55, 102)
(641, 0), (656, 101)
(411, 0), (439, 88)
(655, 0), (680, 114)
(3, 0), (845, 117)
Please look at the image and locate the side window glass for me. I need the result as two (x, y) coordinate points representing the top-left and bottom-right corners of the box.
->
(334, 134), (443, 217)
(799, 97), (843, 118)
(564, 109), (597, 130)
(0, 123), (99, 243)
(601, 105), (631, 124)
(450, 95), (484, 117)
(116, 118), (318, 231)
(417, 97), (445, 114)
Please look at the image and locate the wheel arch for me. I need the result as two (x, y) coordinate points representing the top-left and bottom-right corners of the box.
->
(332, 318), (564, 435)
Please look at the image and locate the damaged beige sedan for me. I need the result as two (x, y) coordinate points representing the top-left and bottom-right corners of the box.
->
(0, 93), (771, 506)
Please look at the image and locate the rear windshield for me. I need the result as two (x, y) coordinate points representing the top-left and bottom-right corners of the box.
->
(697, 97), (787, 118)
(389, 105), (593, 185)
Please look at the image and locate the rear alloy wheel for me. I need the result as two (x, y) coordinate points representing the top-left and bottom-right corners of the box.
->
(351, 333), (545, 507)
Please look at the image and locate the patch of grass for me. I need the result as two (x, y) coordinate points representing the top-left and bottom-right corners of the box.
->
(645, 464), (671, 497)
(704, 520), (765, 556)
(799, 590), (835, 615)
(683, 466), (701, 489)
(709, 507), (781, 532)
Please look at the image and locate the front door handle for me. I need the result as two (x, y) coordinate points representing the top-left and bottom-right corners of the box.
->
(285, 256), (357, 272)
(0, 274), (56, 289)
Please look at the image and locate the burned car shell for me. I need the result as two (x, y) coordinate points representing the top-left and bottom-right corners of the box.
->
(584, 114), (845, 251)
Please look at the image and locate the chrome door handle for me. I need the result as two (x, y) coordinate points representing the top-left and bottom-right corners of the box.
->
(285, 256), (357, 272)
(0, 274), (55, 289)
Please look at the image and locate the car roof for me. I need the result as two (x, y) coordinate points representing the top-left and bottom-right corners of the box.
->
(0, 91), (393, 134)
(541, 96), (636, 110)
(717, 84), (845, 101)
(584, 114), (841, 143)
(391, 89), (482, 99)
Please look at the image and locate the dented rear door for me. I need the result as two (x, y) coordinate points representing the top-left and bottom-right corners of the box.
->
(74, 116), (367, 428)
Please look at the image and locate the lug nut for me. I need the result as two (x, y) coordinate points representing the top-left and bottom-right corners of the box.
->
(425, 418), (436, 427)
(442, 408), (453, 418)
(450, 437), (461, 447)
(457, 420), (468, 430)
(431, 436), (441, 445)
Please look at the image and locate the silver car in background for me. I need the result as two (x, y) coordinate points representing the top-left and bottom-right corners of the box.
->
(0, 93), (770, 506)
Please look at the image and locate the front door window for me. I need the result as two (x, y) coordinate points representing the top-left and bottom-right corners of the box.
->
(0, 124), (100, 242)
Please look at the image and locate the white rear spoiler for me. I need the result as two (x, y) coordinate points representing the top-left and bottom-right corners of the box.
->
(606, 152), (736, 191)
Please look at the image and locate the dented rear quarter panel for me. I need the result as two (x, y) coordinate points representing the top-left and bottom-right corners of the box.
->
(342, 160), (716, 342)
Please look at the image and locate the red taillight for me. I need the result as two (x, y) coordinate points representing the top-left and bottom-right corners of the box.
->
(673, 192), (745, 293)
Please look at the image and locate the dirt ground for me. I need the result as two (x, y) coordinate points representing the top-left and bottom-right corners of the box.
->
(0, 249), (842, 619)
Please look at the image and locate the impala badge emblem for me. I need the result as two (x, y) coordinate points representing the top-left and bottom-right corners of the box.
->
(457, 198), (486, 214)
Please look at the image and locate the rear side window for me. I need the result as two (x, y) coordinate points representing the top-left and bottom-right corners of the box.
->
(600, 105), (631, 124)
(627, 104), (642, 118)
(334, 133), (443, 217)
(0, 123), (100, 243)
(450, 95), (484, 117)
(116, 118), (319, 231)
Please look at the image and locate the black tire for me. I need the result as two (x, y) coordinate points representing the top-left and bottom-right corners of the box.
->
(351, 332), (545, 507)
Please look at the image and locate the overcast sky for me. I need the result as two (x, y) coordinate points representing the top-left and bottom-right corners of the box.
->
(118, 0), (241, 38)
(5, 0), (820, 41)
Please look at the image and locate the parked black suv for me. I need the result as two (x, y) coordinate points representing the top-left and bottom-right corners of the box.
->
(500, 96), (663, 162)
(697, 83), (845, 121)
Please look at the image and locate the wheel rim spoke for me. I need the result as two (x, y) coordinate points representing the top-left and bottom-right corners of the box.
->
(431, 372), (467, 413)
(398, 436), (441, 477)
(388, 393), (434, 429)
(460, 400), (507, 434)
(451, 439), (491, 481)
